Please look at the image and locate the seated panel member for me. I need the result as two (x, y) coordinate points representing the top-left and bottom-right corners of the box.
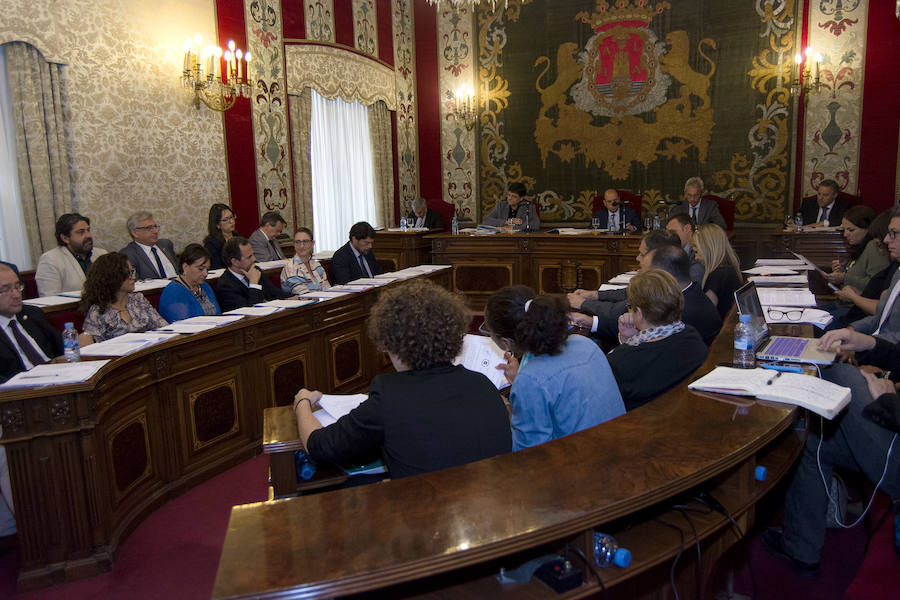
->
(158, 244), (221, 323)
(693, 224), (743, 321)
(482, 182), (540, 232)
(281, 228), (330, 295)
(203, 203), (238, 271)
(484, 285), (625, 451)
(666, 213), (705, 283)
(249, 211), (287, 262)
(216, 237), (291, 312)
(607, 270), (710, 411)
(406, 196), (444, 229)
(592, 188), (641, 233)
(824, 206), (887, 291)
(330, 222), (383, 285)
(35, 213), (108, 296)
(119, 211), (178, 280)
(294, 280), (511, 479)
(81, 253), (168, 342)
(799, 178), (849, 228)
(668, 177), (728, 230)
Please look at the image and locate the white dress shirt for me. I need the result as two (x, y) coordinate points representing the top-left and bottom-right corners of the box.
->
(137, 242), (177, 278)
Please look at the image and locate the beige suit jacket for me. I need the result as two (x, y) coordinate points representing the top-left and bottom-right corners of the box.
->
(35, 245), (108, 296)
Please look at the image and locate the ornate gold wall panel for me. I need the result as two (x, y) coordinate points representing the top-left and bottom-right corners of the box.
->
(392, 0), (420, 210)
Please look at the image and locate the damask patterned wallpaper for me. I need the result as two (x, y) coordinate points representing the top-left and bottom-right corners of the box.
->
(0, 0), (228, 254)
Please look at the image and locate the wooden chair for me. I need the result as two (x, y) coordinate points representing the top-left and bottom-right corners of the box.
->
(703, 193), (735, 230)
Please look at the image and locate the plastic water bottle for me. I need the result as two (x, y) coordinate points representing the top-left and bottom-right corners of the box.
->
(451, 215), (459, 235)
(294, 450), (317, 480)
(63, 322), (80, 362)
(400, 216), (408, 232)
(795, 211), (803, 231)
(733, 314), (755, 368)
(593, 532), (631, 568)
(652, 215), (660, 230)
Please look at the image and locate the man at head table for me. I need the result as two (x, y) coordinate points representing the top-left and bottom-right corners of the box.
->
(330, 221), (383, 285)
(406, 197), (444, 230)
(119, 211), (178, 280)
(35, 213), (108, 297)
(481, 182), (541, 232)
(798, 179), (849, 228)
(668, 177), (727, 230)
(215, 236), (291, 312)
(592, 188), (642, 233)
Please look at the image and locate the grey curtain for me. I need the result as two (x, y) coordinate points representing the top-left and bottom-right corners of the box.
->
(368, 100), (394, 226)
(288, 88), (313, 230)
(4, 42), (74, 260)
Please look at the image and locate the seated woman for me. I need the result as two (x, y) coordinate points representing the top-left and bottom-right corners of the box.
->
(281, 227), (331, 295)
(158, 244), (221, 323)
(825, 206), (888, 292)
(203, 203), (238, 270)
(81, 252), (168, 342)
(483, 285), (624, 451)
(607, 270), (710, 411)
(293, 279), (510, 479)
(692, 224), (743, 321)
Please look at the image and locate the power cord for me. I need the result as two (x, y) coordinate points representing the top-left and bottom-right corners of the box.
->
(692, 492), (757, 600)
(567, 544), (608, 600)
(672, 507), (702, 600)
(653, 517), (684, 600)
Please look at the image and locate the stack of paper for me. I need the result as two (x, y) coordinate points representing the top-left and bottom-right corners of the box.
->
(756, 288), (817, 307)
(453, 334), (509, 390)
(134, 279), (171, 292)
(608, 271), (638, 285)
(80, 332), (177, 357)
(225, 305), (283, 316)
(598, 284), (627, 291)
(0, 360), (111, 388)
(346, 278), (392, 286)
(260, 299), (317, 309)
(764, 306), (833, 328)
(743, 266), (800, 276)
(748, 275), (808, 285)
(299, 290), (352, 300)
(255, 259), (288, 270)
(156, 314), (245, 333)
(315, 394), (368, 427)
(23, 295), (76, 307)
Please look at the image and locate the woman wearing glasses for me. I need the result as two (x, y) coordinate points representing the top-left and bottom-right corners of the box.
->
(81, 253), (167, 342)
(203, 203), (239, 270)
(692, 224), (743, 321)
(158, 244), (221, 323)
(483, 285), (624, 451)
(280, 228), (331, 295)
(607, 270), (709, 411)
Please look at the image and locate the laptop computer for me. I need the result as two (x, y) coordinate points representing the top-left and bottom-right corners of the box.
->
(733, 281), (836, 365)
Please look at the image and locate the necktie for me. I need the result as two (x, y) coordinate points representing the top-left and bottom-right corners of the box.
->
(151, 246), (167, 278)
(269, 239), (282, 259)
(9, 320), (46, 368)
(611, 212), (618, 231)
(243, 275), (250, 286)
(691, 206), (698, 222)
(818, 207), (830, 224)
(358, 254), (368, 277)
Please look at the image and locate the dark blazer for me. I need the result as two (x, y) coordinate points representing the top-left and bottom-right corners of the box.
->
(120, 240), (178, 280)
(591, 207), (642, 232)
(406, 208), (444, 230)
(215, 267), (290, 312)
(330, 241), (382, 285)
(799, 197), (849, 227)
(0, 305), (63, 383)
(203, 236), (226, 270)
(670, 198), (727, 230)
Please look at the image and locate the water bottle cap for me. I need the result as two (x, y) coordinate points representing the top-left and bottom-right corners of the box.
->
(739, 314), (751, 323)
(614, 547), (631, 567)
(755, 465), (767, 481)
(300, 462), (315, 480)
(64, 322), (74, 328)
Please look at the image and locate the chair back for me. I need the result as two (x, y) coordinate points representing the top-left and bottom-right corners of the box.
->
(703, 194), (734, 230)
(591, 190), (643, 219)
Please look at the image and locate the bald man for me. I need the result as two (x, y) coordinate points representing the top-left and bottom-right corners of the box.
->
(592, 189), (642, 233)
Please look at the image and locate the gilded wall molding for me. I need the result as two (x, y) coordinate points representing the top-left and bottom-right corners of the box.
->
(285, 45), (396, 109)
(801, 0), (868, 196)
(392, 0), (420, 209)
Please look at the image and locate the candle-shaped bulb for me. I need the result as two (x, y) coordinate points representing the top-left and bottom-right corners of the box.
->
(235, 49), (243, 60)
(794, 53), (803, 64)
(814, 53), (823, 63)
(193, 34), (203, 49)
(804, 46), (815, 57)
(244, 52), (251, 63)
(228, 40), (236, 52)
(223, 50), (233, 62)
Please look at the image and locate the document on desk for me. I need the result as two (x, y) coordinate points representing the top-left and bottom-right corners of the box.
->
(743, 266), (799, 275)
(316, 394), (368, 427)
(411, 264), (452, 272)
(598, 284), (627, 291)
(80, 332), (177, 356)
(346, 278), (392, 286)
(259, 299), (317, 309)
(225, 305), (283, 316)
(255, 259), (288, 270)
(156, 315), (245, 333)
(454, 334), (509, 390)
(134, 279), (170, 292)
(298, 290), (352, 300)
(754, 258), (809, 268)
(23, 295), (76, 307)
(764, 306), (833, 329)
(747, 275), (808, 285)
(312, 250), (334, 261)
(756, 287), (817, 306)
(0, 360), (111, 388)
(327, 285), (372, 293)
(373, 272), (406, 280)
(206, 268), (226, 279)
(608, 271), (638, 285)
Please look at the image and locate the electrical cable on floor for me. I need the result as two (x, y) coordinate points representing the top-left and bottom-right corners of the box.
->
(653, 517), (685, 600)
(693, 492), (757, 600)
(672, 506), (702, 600)
(567, 544), (608, 600)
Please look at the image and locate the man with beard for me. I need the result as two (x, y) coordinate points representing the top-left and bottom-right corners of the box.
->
(35, 213), (108, 296)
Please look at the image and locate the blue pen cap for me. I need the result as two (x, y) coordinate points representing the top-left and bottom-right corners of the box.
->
(613, 547), (631, 567)
(755, 465), (767, 481)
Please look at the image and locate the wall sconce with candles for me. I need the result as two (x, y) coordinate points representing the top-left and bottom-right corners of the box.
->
(181, 36), (251, 112)
(451, 86), (476, 130)
(791, 47), (823, 97)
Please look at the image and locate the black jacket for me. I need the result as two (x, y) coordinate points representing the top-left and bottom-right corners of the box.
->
(215, 267), (291, 312)
(0, 305), (63, 383)
(330, 242), (382, 285)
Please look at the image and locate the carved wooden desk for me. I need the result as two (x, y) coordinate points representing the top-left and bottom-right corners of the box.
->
(212, 313), (804, 599)
(770, 229), (849, 267)
(2, 270), (449, 591)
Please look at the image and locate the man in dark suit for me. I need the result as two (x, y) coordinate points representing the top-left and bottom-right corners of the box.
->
(666, 213), (705, 283)
(249, 211), (287, 262)
(120, 211), (178, 280)
(669, 177), (728, 230)
(215, 237), (291, 312)
(0, 264), (62, 383)
(799, 179), (849, 228)
(407, 197), (444, 230)
(592, 188), (642, 233)
(331, 222), (383, 285)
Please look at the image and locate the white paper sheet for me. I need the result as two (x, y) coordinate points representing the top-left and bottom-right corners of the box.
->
(317, 394), (368, 421)
(224, 306), (283, 316)
(0, 360), (111, 388)
(748, 275), (808, 285)
(453, 334), (509, 390)
(23, 295), (76, 307)
(79, 332), (176, 357)
(756, 288), (817, 307)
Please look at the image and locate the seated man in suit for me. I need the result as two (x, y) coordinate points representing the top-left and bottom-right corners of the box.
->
(216, 237), (291, 312)
(119, 211), (178, 280)
(481, 182), (540, 232)
(666, 213), (705, 283)
(407, 197), (444, 230)
(799, 179), (848, 228)
(331, 222), (383, 285)
(669, 177), (727, 230)
(35, 213), (108, 296)
(592, 188), (641, 233)
(0, 263), (64, 543)
(249, 211), (287, 262)
(568, 234), (721, 346)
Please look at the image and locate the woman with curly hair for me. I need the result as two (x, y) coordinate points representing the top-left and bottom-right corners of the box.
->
(81, 252), (168, 342)
(483, 285), (624, 451)
(293, 279), (510, 478)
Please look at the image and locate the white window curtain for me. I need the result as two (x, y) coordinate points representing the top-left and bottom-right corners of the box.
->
(0, 45), (31, 269)
(309, 88), (378, 253)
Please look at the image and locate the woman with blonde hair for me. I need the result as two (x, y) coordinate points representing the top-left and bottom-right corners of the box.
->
(692, 224), (742, 320)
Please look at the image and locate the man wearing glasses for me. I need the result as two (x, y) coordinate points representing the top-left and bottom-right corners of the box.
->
(120, 211), (178, 280)
(35, 213), (108, 296)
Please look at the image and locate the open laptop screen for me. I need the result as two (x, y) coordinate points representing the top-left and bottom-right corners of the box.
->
(733, 281), (769, 345)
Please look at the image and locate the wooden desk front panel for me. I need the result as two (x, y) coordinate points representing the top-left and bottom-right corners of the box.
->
(771, 230), (849, 267)
(374, 230), (435, 270)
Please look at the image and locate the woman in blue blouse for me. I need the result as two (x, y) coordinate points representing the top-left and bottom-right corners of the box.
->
(158, 244), (221, 322)
(483, 285), (625, 451)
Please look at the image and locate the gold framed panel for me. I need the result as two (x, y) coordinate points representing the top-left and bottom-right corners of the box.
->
(104, 413), (152, 503)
